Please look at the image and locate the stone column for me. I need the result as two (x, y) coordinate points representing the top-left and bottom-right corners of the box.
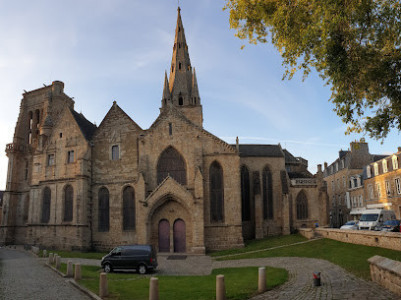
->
(281, 194), (291, 235)
(74, 264), (82, 281)
(55, 256), (61, 270)
(258, 267), (266, 293)
(216, 275), (226, 300)
(149, 277), (159, 300)
(253, 171), (264, 239)
(67, 261), (73, 277)
(99, 273), (108, 297)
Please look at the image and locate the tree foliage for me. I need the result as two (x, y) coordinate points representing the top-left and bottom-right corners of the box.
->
(225, 0), (401, 139)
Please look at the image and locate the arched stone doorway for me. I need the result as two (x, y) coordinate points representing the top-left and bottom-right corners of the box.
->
(150, 195), (192, 253)
(173, 219), (186, 253)
(158, 219), (170, 252)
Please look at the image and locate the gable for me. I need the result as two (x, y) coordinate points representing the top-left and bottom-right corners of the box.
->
(45, 106), (91, 151)
(148, 106), (236, 155)
(93, 102), (142, 141)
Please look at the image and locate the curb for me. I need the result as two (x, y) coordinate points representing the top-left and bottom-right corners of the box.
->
(68, 279), (103, 300)
(45, 263), (101, 300)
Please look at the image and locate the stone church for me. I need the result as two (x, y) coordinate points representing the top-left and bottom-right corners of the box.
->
(0, 8), (328, 253)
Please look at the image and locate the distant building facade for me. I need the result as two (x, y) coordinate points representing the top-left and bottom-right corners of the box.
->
(323, 142), (385, 227)
(363, 148), (401, 219)
(0, 8), (328, 251)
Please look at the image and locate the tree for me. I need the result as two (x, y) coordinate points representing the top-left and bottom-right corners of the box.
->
(225, 0), (401, 139)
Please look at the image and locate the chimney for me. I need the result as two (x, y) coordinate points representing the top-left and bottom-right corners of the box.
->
(398, 147), (401, 153)
(324, 162), (328, 169)
(317, 164), (322, 173)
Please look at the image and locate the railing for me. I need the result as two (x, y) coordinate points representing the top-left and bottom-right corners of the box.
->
(5, 143), (25, 153)
(291, 178), (317, 186)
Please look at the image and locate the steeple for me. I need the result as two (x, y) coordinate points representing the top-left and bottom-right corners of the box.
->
(161, 7), (203, 126)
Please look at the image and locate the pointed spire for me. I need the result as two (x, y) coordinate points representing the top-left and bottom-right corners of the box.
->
(191, 67), (200, 104)
(168, 7), (192, 99)
(161, 71), (171, 107)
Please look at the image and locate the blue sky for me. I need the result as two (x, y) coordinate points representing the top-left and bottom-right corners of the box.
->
(0, 0), (399, 190)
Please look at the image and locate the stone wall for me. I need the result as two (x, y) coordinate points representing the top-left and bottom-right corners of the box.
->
(368, 255), (401, 296)
(300, 227), (401, 251)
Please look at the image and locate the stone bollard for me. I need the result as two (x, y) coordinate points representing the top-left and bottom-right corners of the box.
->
(43, 250), (47, 258)
(258, 267), (267, 293)
(55, 256), (61, 270)
(216, 275), (226, 300)
(149, 277), (159, 300)
(74, 263), (82, 281)
(67, 261), (73, 277)
(52, 254), (57, 264)
(48, 253), (54, 264)
(99, 272), (108, 298)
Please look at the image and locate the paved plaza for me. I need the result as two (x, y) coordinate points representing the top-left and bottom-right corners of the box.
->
(0, 247), (398, 299)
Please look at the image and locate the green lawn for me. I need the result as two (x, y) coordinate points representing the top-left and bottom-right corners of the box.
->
(213, 235), (401, 280)
(78, 266), (288, 300)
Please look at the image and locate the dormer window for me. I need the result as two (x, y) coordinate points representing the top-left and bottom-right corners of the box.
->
(366, 166), (371, 178)
(374, 163), (379, 176)
(382, 159), (388, 173)
(393, 155), (398, 170)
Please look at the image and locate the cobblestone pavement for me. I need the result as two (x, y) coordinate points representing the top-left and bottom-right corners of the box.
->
(0, 248), (90, 300)
(213, 257), (398, 300)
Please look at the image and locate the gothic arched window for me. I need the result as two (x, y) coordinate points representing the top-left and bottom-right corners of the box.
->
(98, 187), (109, 232)
(157, 147), (187, 185)
(262, 166), (273, 219)
(63, 185), (73, 222)
(296, 191), (308, 220)
(123, 186), (135, 230)
(240, 165), (250, 221)
(210, 161), (224, 222)
(41, 187), (51, 223)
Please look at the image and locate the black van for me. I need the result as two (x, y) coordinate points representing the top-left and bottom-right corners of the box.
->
(101, 245), (157, 274)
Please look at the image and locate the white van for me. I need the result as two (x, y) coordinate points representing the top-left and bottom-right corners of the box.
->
(358, 209), (396, 230)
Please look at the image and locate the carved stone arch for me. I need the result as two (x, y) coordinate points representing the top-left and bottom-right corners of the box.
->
(210, 160), (224, 222)
(148, 193), (192, 253)
(240, 165), (251, 221)
(157, 146), (187, 185)
(262, 165), (273, 219)
(296, 190), (308, 220)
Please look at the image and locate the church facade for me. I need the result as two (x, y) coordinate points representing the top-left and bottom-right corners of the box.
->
(0, 9), (328, 253)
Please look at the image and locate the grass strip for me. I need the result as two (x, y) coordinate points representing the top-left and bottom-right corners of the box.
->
(78, 266), (288, 300)
(214, 236), (401, 280)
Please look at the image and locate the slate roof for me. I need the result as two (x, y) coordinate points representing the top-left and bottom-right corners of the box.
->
(70, 109), (97, 141)
(283, 149), (298, 164)
(372, 155), (388, 162)
(235, 144), (284, 158)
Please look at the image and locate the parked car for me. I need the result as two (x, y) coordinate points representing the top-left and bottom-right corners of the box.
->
(101, 244), (158, 274)
(378, 220), (401, 232)
(340, 221), (358, 230)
